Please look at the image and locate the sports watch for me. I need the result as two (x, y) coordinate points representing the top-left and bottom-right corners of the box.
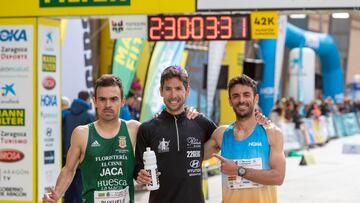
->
(238, 167), (246, 177)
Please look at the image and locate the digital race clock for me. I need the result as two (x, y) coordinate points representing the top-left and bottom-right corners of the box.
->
(148, 14), (250, 41)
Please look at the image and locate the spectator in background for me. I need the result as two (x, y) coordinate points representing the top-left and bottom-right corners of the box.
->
(120, 90), (140, 121)
(321, 97), (338, 116)
(354, 100), (360, 112)
(340, 97), (355, 113)
(306, 100), (322, 119)
(269, 99), (285, 126)
(62, 90), (95, 203)
(296, 101), (306, 118)
(62, 96), (70, 120)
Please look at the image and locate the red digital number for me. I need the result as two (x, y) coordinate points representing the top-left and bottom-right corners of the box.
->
(191, 16), (204, 40)
(241, 16), (248, 38)
(164, 17), (176, 40)
(149, 17), (162, 40)
(205, 16), (218, 40)
(219, 16), (232, 39)
(177, 17), (190, 40)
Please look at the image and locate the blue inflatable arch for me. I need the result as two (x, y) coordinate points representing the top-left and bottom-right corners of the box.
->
(259, 23), (344, 116)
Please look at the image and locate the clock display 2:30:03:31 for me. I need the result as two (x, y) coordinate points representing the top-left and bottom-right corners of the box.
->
(148, 14), (250, 41)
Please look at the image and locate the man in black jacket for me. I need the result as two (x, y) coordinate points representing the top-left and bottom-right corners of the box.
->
(62, 90), (95, 203)
(135, 66), (217, 203)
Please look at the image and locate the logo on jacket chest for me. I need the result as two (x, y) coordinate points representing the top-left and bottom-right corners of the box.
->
(186, 137), (201, 149)
(158, 138), (170, 153)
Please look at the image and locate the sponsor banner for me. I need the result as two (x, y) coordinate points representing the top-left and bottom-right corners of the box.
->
(220, 41), (245, 124)
(0, 19), (35, 201)
(273, 15), (287, 102)
(342, 113), (360, 136)
(318, 116), (330, 141)
(0, 109), (25, 126)
(302, 119), (316, 145)
(1, 0), (195, 17)
(279, 122), (302, 151)
(312, 119), (326, 144)
(140, 41), (185, 122)
(207, 41), (227, 117)
(109, 15), (147, 39)
(258, 39), (276, 116)
(112, 38), (145, 97)
(333, 115), (346, 137)
(197, 0), (360, 10)
(326, 116), (337, 138)
(40, 0), (130, 7)
(37, 18), (62, 200)
(250, 11), (278, 39)
(61, 19), (94, 104)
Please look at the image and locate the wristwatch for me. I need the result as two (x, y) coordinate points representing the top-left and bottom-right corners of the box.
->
(238, 167), (246, 177)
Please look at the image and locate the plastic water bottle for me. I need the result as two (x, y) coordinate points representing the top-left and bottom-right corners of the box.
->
(143, 147), (159, 190)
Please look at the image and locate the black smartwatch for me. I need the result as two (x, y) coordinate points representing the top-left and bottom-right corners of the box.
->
(238, 167), (246, 177)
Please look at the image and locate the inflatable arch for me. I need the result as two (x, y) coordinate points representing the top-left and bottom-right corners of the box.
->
(259, 23), (345, 116)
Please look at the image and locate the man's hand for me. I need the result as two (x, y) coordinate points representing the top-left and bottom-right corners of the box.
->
(255, 110), (271, 127)
(212, 154), (239, 176)
(136, 169), (152, 185)
(185, 106), (200, 120)
(42, 187), (59, 203)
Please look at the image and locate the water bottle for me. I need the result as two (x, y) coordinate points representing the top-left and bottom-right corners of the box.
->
(143, 147), (159, 190)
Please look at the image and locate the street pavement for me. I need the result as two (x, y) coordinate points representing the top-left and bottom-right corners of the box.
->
(135, 134), (360, 203)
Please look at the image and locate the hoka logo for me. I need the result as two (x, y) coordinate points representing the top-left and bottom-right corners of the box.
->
(0, 29), (27, 42)
(248, 142), (262, 147)
(91, 140), (100, 147)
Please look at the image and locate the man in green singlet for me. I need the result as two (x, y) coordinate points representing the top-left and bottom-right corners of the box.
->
(43, 74), (141, 203)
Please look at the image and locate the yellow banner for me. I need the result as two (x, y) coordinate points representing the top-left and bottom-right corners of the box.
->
(0, 0), (195, 17)
(251, 11), (278, 39)
(219, 41), (245, 125)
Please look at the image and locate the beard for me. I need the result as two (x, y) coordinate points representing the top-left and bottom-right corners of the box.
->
(233, 102), (254, 120)
(165, 98), (185, 113)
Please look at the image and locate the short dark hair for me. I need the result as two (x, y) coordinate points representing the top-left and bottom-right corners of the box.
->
(228, 74), (258, 97)
(160, 65), (189, 89)
(94, 74), (124, 98)
(78, 90), (91, 101)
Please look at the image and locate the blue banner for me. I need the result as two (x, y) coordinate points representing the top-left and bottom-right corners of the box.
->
(258, 39), (276, 116)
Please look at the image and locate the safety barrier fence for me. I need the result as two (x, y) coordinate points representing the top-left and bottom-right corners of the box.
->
(283, 112), (360, 153)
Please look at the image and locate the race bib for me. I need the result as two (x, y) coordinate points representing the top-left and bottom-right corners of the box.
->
(227, 158), (263, 189)
(94, 186), (130, 203)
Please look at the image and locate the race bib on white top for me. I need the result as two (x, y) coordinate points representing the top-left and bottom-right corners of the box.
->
(94, 186), (130, 203)
(227, 158), (263, 189)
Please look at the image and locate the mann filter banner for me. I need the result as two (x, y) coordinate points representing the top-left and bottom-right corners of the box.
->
(112, 38), (145, 97)
(140, 41), (185, 122)
(0, 19), (36, 202)
(37, 18), (62, 200)
(61, 19), (94, 103)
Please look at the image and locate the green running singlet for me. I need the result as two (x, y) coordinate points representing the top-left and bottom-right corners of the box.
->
(79, 120), (135, 203)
